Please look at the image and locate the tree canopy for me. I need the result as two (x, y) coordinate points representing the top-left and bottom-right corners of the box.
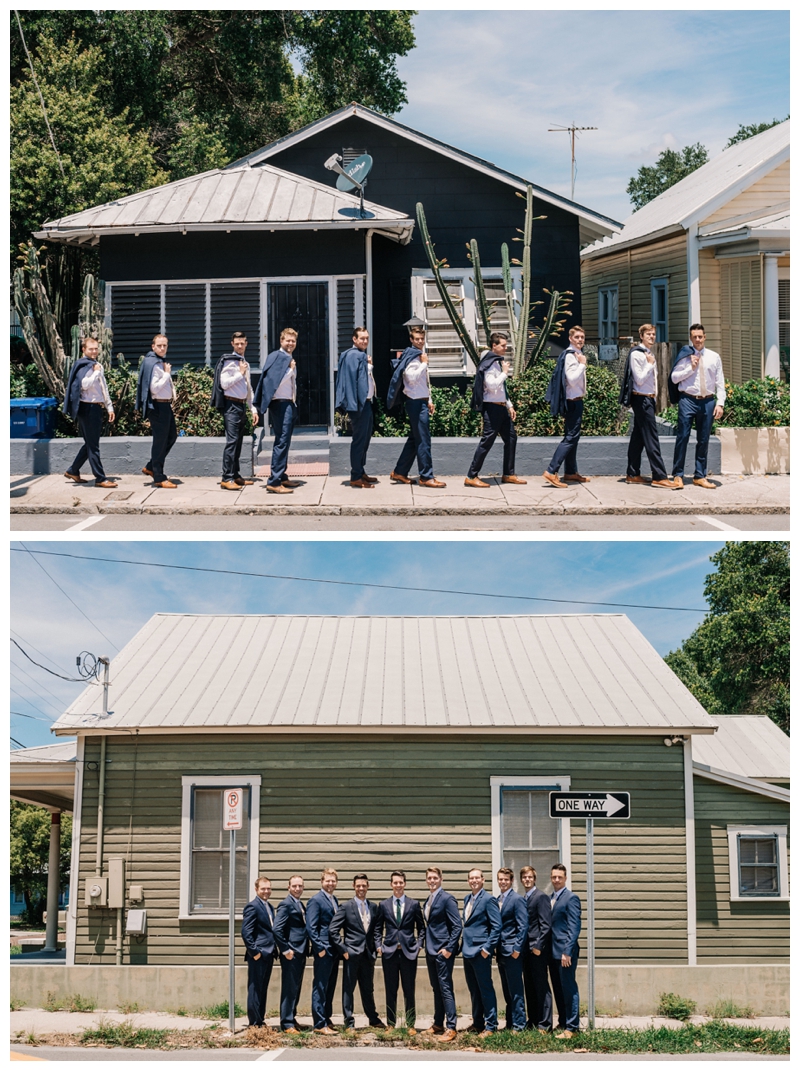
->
(727, 116), (788, 147)
(665, 542), (789, 733)
(626, 143), (709, 211)
(10, 801), (73, 925)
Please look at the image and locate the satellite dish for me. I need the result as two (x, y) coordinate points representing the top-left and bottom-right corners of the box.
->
(335, 154), (373, 192)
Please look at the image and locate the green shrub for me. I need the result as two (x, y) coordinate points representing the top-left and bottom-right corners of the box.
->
(199, 1000), (245, 1019)
(657, 992), (697, 1021)
(660, 377), (789, 429)
(706, 999), (755, 1019)
(81, 1020), (168, 1047)
(44, 991), (97, 1012)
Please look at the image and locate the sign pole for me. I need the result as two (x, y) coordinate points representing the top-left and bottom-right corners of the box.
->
(229, 827), (236, 1034)
(586, 817), (595, 1030)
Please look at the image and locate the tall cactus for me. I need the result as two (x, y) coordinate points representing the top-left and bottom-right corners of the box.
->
(13, 242), (69, 400)
(509, 187), (535, 376)
(468, 239), (493, 349)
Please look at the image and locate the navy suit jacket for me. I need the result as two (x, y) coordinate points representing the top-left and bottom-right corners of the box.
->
(241, 895), (276, 961)
(525, 887), (552, 954)
(272, 895), (309, 956)
(545, 347), (571, 418)
(386, 345), (423, 410)
(335, 347), (370, 413)
(495, 888), (528, 957)
(550, 888), (581, 959)
(423, 888), (462, 956)
(471, 353), (504, 412)
(306, 889), (339, 956)
(375, 896), (425, 960)
(461, 889), (501, 959)
(254, 348), (293, 414)
(62, 356), (96, 420)
(668, 344), (695, 404)
(136, 351), (162, 414)
(328, 897), (379, 959)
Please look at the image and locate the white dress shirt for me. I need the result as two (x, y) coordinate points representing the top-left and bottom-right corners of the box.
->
(149, 362), (174, 401)
(403, 357), (430, 399)
(80, 365), (113, 413)
(367, 360), (376, 400)
(630, 346), (657, 395)
(271, 360), (297, 403)
(393, 894), (406, 919)
(565, 348), (587, 399)
(483, 360), (511, 407)
(671, 347), (726, 406)
(220, 358), (253, 403)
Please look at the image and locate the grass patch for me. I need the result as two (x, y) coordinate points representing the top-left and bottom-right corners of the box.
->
(198, 1000), (245, 1019)
(706, 999), (755, 1019)
(657, 991), (697, 1021)
(11, 997), (24, 1011)
(81, 1020), (168, 1048)
(10, 945), (22, 956)
(44, 991), (97, 1012)
(117, 1001), (140, 1014)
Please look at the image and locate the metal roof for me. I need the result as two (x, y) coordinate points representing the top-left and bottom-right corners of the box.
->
(229, 102), (622, 246)
(692, 716), (789, 783)
(34, 161), (415, 247)
(10, 742), (77, 812)
(52, 613), (717, 736)
(582, 120), (789, 260)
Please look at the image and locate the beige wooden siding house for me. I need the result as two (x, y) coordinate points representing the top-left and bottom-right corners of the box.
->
(18, 613), (786, 1013)
(581, 121), (789, 384)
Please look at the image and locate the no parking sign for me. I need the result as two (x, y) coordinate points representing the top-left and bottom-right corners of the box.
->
(223, 788), (243, 830)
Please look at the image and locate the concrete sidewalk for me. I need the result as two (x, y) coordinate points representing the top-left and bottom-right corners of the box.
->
(10, 472), (789, 517)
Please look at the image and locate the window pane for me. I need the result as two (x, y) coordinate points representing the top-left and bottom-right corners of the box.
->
(110, 285), (161, 361)
(502, 850), (560, 896)
(165, 284), (207, 364)
(194, 789), (223, 850)
(423, 278), (465, 373)
(738, 836), (778, 896)
(502, 791), (532, 849)
(211, 282), (261, 364)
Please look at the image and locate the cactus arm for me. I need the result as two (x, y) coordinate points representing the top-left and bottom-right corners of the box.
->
(470, 239), (493, 348)
(500, 242), (518, 355)
(512, 185), (534, 376)
(416, 202), (481, 367)
(527, 289), (574, 368)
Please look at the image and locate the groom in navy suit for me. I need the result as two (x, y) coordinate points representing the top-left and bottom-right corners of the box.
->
(495, 868), (528, 1032)
(273, 874), (309, 1033)
(421, 867), (462, 1041)
(520, 865), (553, 1031)
(241, 876), (277, 1027)
(306, 867), (340, 1034)
(375, 869), (425, 1030)
(328, 874), (385, 1030)
(549, 863), (582, 1038)
(461, 868), (502, 1037)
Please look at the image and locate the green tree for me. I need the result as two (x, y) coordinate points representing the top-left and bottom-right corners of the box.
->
(626, 143), (709, 210)
(665, 542), (789, 733)
(10, 801), (73, 926)
(727, 116), (788, 147)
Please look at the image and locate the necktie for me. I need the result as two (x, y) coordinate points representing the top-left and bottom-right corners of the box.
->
(360, 901), (370, 932)
(424, 898), (431, 921)
(550, 895), (556, 909)
(395, 899), (402, 925)
(498, 893), (505, 909)
(266, 903), (273, 927)
(465, 897), (473, 921)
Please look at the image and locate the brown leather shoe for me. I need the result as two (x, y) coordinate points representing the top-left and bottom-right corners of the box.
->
(464, 476), (490, 488)
(234, 476), (254, 486)
(407, 1028), (417, 1036)
(141, 466), (154, 478)
(564, 473), (591, 482)
(419, 478), (446, 488)
(64, 471), (88, 484)
(693, 476), (716, 489)
(423, 1026), (445, 1035)
(555, 1030), (576, 1039)
(283, 1026), (301, 1035)
(390, 471), (413, 484)
(281, 479), (302, 488)
(542, 470), (567, 489)
(95, 480), (118, 489)
(625, 475), (648, 484)
(221, 480), (240, 490)
(314, 1027), (336, 1035)
(362, 474), (379, 483)
(651, 478), (677, 489)
(440, 1029), (458, 1042)
(478, 1030), (495, 1038)
(501, 474), (527, 484)
(155, 480), (177, 488)
(267, 483), (293, 494)
(350, 477), (375, 488)
(671, 476), (684, 490)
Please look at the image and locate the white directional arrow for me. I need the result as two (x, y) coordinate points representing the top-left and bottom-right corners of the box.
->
(603, 794), (625, 817)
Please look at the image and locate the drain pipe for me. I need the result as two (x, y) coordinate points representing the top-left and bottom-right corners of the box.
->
(365, 229), (374, 341)
(95, 734), (107, 877)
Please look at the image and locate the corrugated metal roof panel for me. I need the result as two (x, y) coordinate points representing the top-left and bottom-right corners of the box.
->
(52, 614), (718, 735)
(693, 715), (789, 781)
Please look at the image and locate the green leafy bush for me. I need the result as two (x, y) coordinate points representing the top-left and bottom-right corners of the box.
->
(660, 377), (789, 429)
(658, 992), (697, 1021)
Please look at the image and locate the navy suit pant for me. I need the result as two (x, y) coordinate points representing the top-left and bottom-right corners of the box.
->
(468, 404), (517, 478)
(382, 952), (418, 1027)
(463, 954), (498, 1032)
(522, 947), (553, 1030)
(69, 402), (107, 481)
(672, 394), (716, 479)
(222, 397), (246, 480)
(497, 953), (526, 1031)
(393, 397), (434, 481)
(247, 954), (273, 1026)
(426, 952), (457, 1031)
(627, 394), (667, 480)
(549, 953), (580, 1033)
(348, 404), (374, 481)
(342, 952), (379, 1026)
(279, 953), (306, 1029)
(147, 400), (177, 482)
(311, 951), (339, 1029)
(268, 399), (296, 486)
(547, 398), (583, 476)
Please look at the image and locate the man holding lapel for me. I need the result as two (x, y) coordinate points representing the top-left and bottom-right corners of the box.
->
(548, 864), (582, 1039)
(241, 876), (276, 1028)
(461, 868), (501, 1037)
(136, 334), (178, 488)
(387, 326), (446, 488)
(375, 870), (425, 1032)
(465, 332), (526, 488)
(328, 874), (385, 1031)
(211, 331), (257, 490)
(272, 874), (309, 1034)
(494, 868), (528, 1033)
(421, 867), (461, 1042)
(335, 327), (378, 488)
(520, 866), (553, 1033)
(254, 328), (302, 495)
(62, 336), (117, 488)
(306, 868), (340, 1035)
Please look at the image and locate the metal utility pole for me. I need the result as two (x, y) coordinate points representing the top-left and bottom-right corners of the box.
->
(548, 124), (598, 200)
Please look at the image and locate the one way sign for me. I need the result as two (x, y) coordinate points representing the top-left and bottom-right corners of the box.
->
(549, 792), (631, 819)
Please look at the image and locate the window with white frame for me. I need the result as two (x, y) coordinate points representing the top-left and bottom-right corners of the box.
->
(179, 775), (261, 918)
(727, 825), (788, 901)
(598, 286), (618, 343)
(651, 279), (668, 343)
(490, 775), (571, 895)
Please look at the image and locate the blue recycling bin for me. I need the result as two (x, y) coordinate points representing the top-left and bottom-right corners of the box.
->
(10, 397), (59, 439)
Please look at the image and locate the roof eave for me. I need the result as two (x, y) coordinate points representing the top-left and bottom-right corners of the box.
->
(581, 223), (685, 260)
(680, 142), (791, 230)
(693, 762), (790, 802)
(54, 722), (718, 737)
(33, 219), (415, 246)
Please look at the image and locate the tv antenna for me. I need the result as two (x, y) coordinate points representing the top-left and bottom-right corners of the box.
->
(548, 123), (598, 200)
(324, 152), (373, 218)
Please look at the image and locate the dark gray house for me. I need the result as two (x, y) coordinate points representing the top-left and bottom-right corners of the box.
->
(36, 104), (620, 429)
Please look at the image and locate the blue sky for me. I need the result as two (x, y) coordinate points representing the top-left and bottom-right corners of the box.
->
(393, 8), (789, 221)
(10, 538), (727, 749)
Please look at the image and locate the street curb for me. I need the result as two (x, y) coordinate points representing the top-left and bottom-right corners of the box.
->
(10, 503), (788, 516)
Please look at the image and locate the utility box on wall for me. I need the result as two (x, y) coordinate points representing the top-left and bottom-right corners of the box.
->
(85, 876), (108, 907)
(108, 858), (126, 909)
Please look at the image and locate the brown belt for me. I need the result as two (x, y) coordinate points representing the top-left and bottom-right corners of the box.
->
(632, 392), (655, 398)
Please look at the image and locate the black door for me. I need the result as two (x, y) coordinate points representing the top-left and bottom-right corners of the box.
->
(268, 282), (329, 426)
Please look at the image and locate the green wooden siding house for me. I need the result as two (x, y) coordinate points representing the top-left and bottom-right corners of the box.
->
(25, 613), (787, 1014)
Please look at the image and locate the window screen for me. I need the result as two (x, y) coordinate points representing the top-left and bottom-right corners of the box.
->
(165, 284), (207, 363)
(501, 788), (560, 893)
(110, 285), (162, 361)
(423, 278), (466, 374)
(210, 283), (261, 364)
(191, 787), (250, 914)
(737, 835), (778, 897)
(598, 286), (618, 343)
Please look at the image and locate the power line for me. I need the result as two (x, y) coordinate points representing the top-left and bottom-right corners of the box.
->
(11, 638), (88, 682)
(9, 659), (71, 711)
(10, 547), (708, 614)
(11, 710), (54, 723)
(11, 737), (27, 749)
(9, 687), (56, 722)
(11, 627), (74, 675)
(14, 10), (66, 184)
